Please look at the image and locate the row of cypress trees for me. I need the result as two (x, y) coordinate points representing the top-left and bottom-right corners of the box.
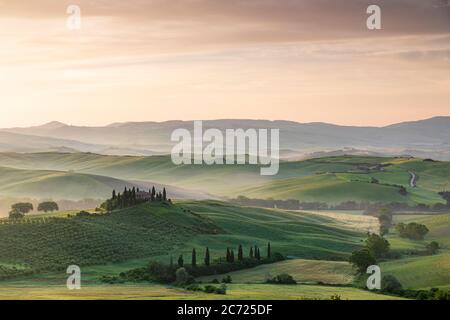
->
(174, 243), (272, 268)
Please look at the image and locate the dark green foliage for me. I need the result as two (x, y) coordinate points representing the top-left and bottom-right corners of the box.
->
(178, 255), (184, 268)
(204, 247), (210, 266)
(266, 273), (297, 285)
(175, 267), (194, 285)
(249, 247), (254, 259)
(192, 248), (197, 267)
(11, 203), (33, 214)
(396, 222), (429, 240)
(267, 242), (271, 259)
(238, 245), (243, 262)
(349, 249), (376, 274)
(426, 241), (440, 255)
(365, 233), (390, 259)
(222, 275), (232, 284)
(204, 284), (227, 295)
(381, 275), (403, 293)
(37, 202), (59, 213)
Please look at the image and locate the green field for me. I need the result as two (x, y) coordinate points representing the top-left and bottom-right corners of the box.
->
(198, 259), (354, 285)
(0, 153), (448, 205)
(0, 203), (219, 276)
(381, 253), (450, 290)
(0, 281), (402, 300)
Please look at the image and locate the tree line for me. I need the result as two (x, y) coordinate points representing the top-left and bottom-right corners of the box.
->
(8, 201), (59, 219)
(101, 186), (169, 211)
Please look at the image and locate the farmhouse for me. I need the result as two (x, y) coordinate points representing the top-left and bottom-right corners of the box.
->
(135, 191), (151, 201)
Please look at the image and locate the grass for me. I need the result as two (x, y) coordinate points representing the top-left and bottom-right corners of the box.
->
(0, 153), (448, 205)
(0, 282), (403, 300)
(381, 253), (450, 290)
(174, 201), (366, 261)
(0, 203), (219, 276)
(198, 259), (355, 285)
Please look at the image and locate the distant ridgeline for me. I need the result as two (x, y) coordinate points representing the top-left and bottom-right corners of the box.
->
(101, 186), (170, 211)
(232, 196), (450, 212)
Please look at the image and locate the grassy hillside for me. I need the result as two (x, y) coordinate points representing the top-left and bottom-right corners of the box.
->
(0, 282), (403, 300)
(0, 153), (448, 205)
(381, 253), (450, 290)
(0, 201), (366, 279)
(0, 203), (219, 277)
(198, 259), (354, 285)
(172, 201), (366, 261)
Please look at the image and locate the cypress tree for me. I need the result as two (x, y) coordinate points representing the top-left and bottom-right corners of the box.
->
(163, 188), (167, 201)
(267, 242), (271, 259)
(112, 189), (116, 200)
(205, 247), (210, 266)
(238, 245), (243, 261)
(178, 255), (184, 268)
(256, 247), (261, 260)
(230, 249), (235, 263)
(250, 247), (254, 259)
(192, 248), (197, 267)
(226, 248), (231, 262)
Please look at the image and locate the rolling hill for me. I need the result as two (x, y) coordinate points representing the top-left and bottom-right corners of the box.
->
(0, 165), (214, 207)
(0, 201), (367, 278)
(0, 153), (448, 205)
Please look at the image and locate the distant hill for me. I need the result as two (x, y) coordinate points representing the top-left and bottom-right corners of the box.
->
(1, 117), (450, 159)
(0, 165), (214, 206)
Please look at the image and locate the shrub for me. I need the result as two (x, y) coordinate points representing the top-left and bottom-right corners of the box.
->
(381, 275), (403, 293)
(222, 275), (232, 284)
(266, 273), (297, 285)
(175, 268), (194, 286)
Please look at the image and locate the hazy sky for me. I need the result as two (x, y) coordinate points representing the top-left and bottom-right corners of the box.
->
(0, 0), (449, 127)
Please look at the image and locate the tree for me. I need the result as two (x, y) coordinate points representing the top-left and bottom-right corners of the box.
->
(178, 255), (184, 268)
(192, 248), (197, 267)
(381, 275), (403, 293)
(37, 201), (59, 213)
(237, 245), (243, 262)
(349, 249), (376, 274)
(175, 268), (193, 285)
(11, 203), (33, 215)
(226, 248), (231, 263)
(230, 249), (235, 263)
(426, 241), (440, 255)
(112, 189), (116, 200)
(163, 188), (167, 201)
(267, 242), (271, 259)
(365, 233), (390, 259)
(204, 247), (210, 266)
(249, 247), (254, 259)
(396, 222), (429, 240)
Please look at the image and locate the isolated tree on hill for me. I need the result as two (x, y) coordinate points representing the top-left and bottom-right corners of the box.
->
(163, 188), (167, 201)
(192, 248), (197, 267)
(204, 247), (210, 266)
(11, 203), (33, 216)
(238, 245), (243, 262)
(365, 233), (390, 259)
(267, 242), (271, 259)
(230, 249), (235, 263)
(349, 249), (376, 274)
(37, 201), (59, 213)
(178, 255), (184, 268)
